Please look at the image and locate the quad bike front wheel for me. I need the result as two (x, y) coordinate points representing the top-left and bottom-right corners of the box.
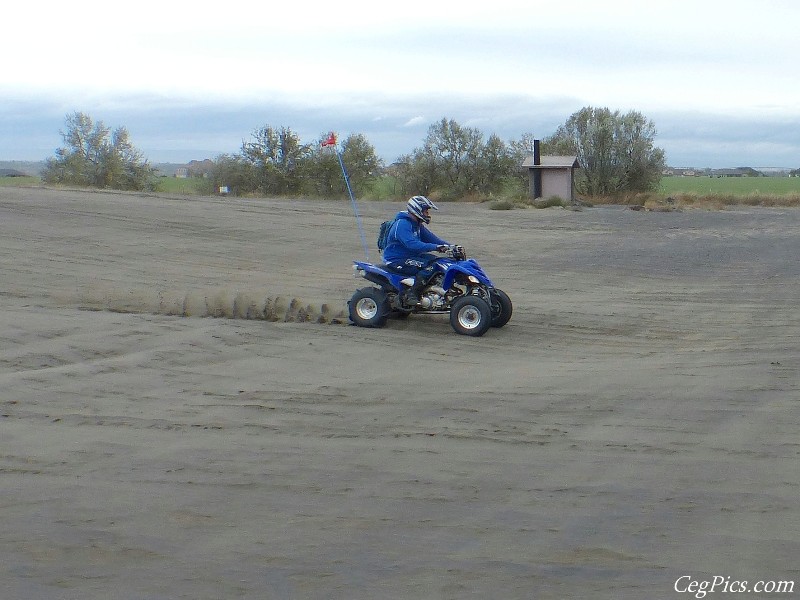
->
(449, 296), (492, 337)
(489, 288), (513, 328)
(348, 287), (389, 328)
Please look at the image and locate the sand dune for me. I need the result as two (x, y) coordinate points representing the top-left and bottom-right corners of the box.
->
(1, 187), (798, 599)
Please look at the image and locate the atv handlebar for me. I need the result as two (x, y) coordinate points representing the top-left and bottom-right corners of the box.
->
(443, 245), (466, 260)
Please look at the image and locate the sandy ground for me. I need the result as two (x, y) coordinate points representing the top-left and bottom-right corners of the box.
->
(1, 186), (798, 599)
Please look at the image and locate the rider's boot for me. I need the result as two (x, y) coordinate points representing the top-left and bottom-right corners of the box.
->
(403, 275), (426, 306)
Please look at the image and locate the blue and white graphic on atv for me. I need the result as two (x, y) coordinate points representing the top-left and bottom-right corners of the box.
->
(351, 256), (493, 294)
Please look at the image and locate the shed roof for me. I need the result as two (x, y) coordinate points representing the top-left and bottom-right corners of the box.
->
(521, 155), (579, 169)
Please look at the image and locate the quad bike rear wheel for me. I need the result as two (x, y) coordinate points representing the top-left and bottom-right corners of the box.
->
(349, 287), (389, 328)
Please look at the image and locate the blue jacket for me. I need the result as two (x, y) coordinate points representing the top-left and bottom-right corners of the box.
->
(382, 211), (449, 263)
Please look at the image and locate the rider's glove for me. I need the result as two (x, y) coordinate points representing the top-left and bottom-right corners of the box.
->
(436, 245), (449, 252)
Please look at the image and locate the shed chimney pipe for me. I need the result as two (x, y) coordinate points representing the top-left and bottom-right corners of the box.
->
(533, 139), (542, 198)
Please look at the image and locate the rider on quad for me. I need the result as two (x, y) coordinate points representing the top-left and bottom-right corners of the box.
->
(350, 196), (510, 335)
(382, 196), (454, 306)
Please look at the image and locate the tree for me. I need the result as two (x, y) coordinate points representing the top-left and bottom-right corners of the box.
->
(340, 133), (382, 192)
(302, 136), (341, 198)
(397, 118), (518, 199)
(393, 150), (438, 198)
(476, 133), (516, 195)
(301, 133), (382, 198)
(240, 125), (309, 195)
(508, 132), (539, 191)
(43, 112), (154, 191)
(509, 132), (538, 162)
(423, 118), (484, 197)
(545, 107), (665, 196)
(208, 154), (257, 196)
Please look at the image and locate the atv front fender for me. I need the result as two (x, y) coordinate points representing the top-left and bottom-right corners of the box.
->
(441, 260), (493, 291)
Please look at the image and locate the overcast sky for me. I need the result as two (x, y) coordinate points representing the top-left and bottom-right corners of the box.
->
(2, 0), (799, 167)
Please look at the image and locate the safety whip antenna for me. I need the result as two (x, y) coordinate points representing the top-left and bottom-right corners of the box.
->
(322, 132), (369, 261)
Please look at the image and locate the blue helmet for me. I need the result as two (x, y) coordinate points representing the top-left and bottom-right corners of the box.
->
(407, 195), (438, 224)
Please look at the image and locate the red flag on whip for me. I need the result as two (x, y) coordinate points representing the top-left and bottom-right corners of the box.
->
(321, 132), (337, 147)
(325, 129), (369, 260)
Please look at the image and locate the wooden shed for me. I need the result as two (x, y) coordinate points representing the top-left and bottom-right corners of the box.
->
(521, 140), (579, 202)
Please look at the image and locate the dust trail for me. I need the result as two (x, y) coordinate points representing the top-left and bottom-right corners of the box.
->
(73, 286), (348, 324)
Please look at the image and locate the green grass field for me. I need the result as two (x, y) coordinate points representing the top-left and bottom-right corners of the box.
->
(0, 176), (41, 187)
(0, 175), (210, 195)
(153, 177), (208, 195)
(659, 176), (800, 196)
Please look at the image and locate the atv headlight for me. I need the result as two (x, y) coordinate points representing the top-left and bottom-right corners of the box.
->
(468, 275), (480, 284)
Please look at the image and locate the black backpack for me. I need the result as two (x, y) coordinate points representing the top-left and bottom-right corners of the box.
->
(376, 217), (398, 251)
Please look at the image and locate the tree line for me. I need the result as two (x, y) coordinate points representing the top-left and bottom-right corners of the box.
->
(43, 108), (667, 200)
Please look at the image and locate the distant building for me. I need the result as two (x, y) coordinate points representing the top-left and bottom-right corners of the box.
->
(663, 168), (699, 177)
(709, 168), (748, 177)
(187, 159), (214, 178)
(522, 155), (579, 202)
(664, 166), (763, 177)
(521, 140), (579, 202)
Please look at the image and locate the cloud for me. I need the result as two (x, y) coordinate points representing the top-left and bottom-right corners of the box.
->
(653, 110), (800, 167)
(6, 91), (799, 167)
(402, 117), (426, 128)
(2, 0), (799, 167)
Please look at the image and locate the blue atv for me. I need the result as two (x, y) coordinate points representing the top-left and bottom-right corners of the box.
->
(348, 246), (512, 337)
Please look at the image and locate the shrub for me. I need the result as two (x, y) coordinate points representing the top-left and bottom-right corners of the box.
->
(532, 196), (565, 209)
(488, 200), (516, 210)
